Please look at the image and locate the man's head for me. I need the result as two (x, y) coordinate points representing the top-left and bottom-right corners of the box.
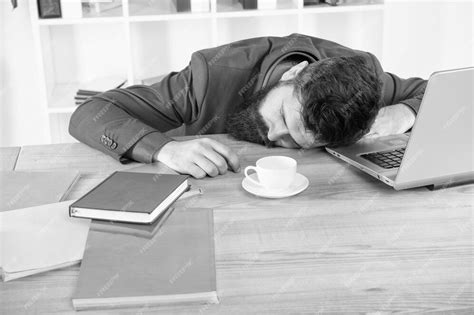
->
(225, 55), (382, 148)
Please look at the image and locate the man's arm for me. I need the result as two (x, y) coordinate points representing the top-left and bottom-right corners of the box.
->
(364, 53), (427, 138)
(367, 52), (427, 112)
(69, 52), (240, 178)
(69, 52), (208, 164)
(386, 72), (427, 114)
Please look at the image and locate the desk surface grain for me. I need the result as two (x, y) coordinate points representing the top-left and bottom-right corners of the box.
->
(1, 134), (473, 314)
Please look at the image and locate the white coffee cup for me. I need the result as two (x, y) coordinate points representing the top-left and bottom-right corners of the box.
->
(244, 156), (297, 191)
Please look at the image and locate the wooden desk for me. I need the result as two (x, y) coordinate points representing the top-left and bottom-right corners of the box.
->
(1, 135), (473, 314)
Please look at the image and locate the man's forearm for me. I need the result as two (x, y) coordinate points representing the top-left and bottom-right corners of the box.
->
(125, 131), (174, 164)
(69, 60), (203, 164)
(388, 73), (427, 114)
(69, 96), (167, 164)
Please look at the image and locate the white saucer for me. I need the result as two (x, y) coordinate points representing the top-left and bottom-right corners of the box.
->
(242, 173), (309, 199)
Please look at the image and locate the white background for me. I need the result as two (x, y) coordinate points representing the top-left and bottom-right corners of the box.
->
(1, 0), (473, 147)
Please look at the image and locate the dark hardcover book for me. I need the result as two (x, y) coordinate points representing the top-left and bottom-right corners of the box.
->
(74, 96), (90, 100)
(76, 77), (126, 95)
(37, 0), (61, 18)
(76, 90), (101, 96)
(69, 171), (189, 224)
(172, 0), (191, 12)
(304, 0), (338, 5)
(239, 0), (257, 9)
(72, 207), (218, 310)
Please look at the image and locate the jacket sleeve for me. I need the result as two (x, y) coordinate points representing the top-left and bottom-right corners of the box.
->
(69, 52), (208, 164)
(367, 52), (427, 114)
(385, 72), (427, 114)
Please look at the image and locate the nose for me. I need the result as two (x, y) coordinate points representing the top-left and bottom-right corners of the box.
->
(267, 123), (289, 141)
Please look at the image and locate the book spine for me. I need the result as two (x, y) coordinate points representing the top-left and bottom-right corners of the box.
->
(173, 0), (191, 12)
(76, 90), (101, 96)
(239, 0), (257, 9)
(37, 0), (62, 18)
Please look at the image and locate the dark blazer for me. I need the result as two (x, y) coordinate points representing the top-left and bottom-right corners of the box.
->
(69, 33), (426, 164)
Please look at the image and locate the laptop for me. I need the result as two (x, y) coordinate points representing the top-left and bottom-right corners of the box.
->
(325, 67), (474, 190)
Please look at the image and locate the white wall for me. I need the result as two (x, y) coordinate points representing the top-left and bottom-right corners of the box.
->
(383, 0), (473, 79)
(1, 0), (473, 147)
(1, 0), (50, 147)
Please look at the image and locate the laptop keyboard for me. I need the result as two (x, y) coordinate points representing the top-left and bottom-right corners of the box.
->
(360, 148), (406, 169)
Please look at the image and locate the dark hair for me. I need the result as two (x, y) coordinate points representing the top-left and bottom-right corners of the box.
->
(293, 55), (382, 147)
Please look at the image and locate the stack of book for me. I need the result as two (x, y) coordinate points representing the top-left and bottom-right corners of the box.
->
(75, 76), (126, 106)
(2, 168), (219, 309)
(69, 171), (190, 223)
(67, 170), (218, 310)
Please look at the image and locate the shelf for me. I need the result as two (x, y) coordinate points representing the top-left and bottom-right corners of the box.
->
(37, 1), (124, 25)
(30, 0), (385, 144)
(301, 3), (383, 14)
(81, 0), (124, 18)
(216, 8), (299, 18)
(217, 0), (297, 12)
(38, 16), (125, 25)
(129, 0), (210, 17)
(48, 83), (82, 114)
(47, 77), (132, 114)
(37, 2), (384, 25)
(129, 12), (213, 22)
(130, 19), (213, 78)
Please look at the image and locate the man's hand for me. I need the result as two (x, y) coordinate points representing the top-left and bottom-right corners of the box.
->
(364, 104), (416, 139)
(154, 138), (241, 179)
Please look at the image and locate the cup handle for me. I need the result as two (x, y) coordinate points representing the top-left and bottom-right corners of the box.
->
(244, 166), (262, 187)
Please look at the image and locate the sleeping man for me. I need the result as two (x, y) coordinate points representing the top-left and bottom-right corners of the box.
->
(69, 33), (426, 178)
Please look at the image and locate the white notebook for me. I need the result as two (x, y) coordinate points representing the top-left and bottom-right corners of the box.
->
(0, 200), (90, 282)
(0, 170), (80, 212)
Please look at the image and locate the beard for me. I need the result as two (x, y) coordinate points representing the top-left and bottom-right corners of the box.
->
(225, 82), (279, 146)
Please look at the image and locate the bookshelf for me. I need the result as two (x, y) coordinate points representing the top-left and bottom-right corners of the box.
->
(28, 0), (384, 143)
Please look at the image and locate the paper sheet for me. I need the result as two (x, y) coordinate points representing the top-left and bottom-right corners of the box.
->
(0, 200), (90, 280)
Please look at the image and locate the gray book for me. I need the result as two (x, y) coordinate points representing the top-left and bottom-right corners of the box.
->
(69, 171), (189, 223)
(0, 170), (80, 212)
(72, 207), (218, 310)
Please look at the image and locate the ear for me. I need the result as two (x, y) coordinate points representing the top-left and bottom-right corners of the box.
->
(280, 61), (309, 81)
